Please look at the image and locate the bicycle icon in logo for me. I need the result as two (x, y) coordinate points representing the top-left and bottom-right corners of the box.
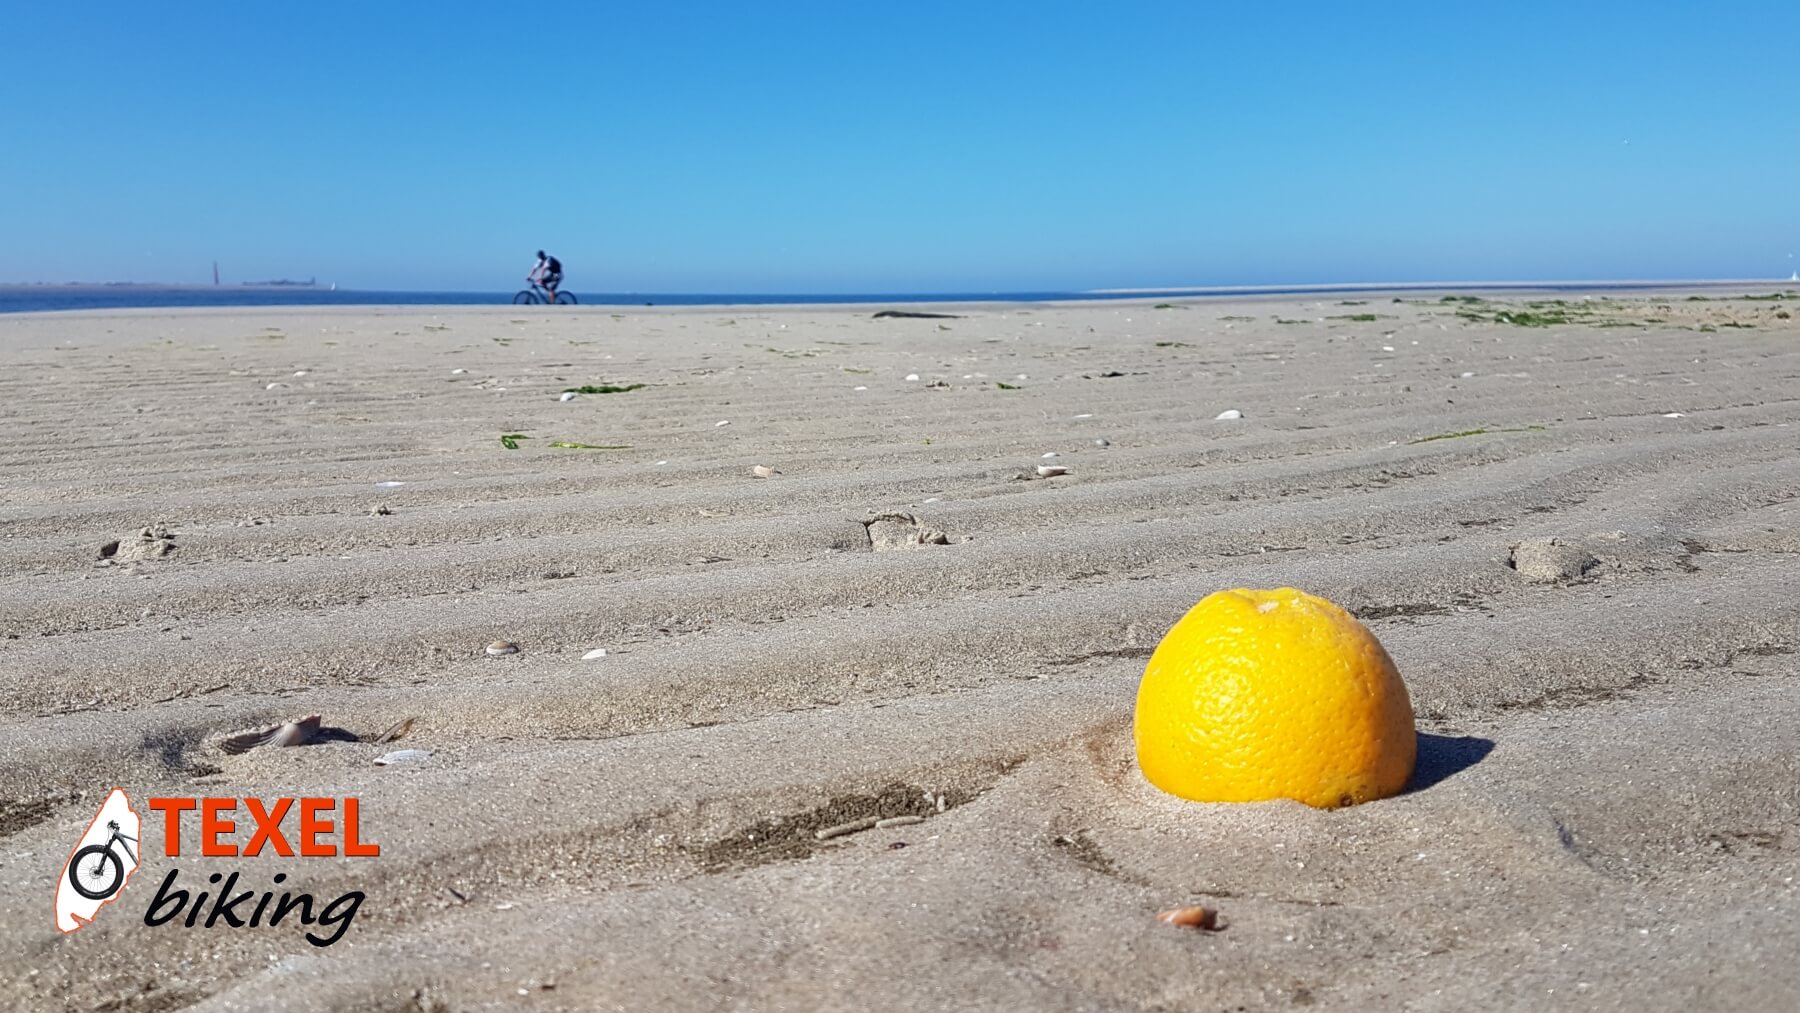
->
(67, 818), (139, 900)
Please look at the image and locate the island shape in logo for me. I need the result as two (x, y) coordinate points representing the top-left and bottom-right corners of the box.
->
(56, 788), (142, 933)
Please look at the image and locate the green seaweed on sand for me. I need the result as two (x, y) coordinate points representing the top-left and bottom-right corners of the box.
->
(1742, 291), (1797, 301)
(843, 367), (872, 374)
(1153, 303), (1183, 309)
(1439, 295), (1486, 304)
(1154, 341), (1192, 348)
(1329, 313), (1382, 322)
(1409, 424), (1547, 445)
(500, 433), (531, 450)
(1219, 315), (1256, 321)
(1275, 318), (1310, 325)
(995, 382), (1023, 390)
(563, 383), (646, 394)
(548, 441), (631, 450)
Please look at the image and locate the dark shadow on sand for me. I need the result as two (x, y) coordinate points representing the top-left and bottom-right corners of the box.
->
(1407, 733), (1496, 793)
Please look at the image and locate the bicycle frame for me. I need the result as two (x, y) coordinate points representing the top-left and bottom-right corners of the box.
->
(110, 829), (138, 865)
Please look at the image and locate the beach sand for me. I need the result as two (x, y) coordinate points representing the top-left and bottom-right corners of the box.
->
(2, 291), (1797, 1011)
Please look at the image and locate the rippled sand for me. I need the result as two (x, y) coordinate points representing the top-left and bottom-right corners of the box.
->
(2, 291), (1798, 1011)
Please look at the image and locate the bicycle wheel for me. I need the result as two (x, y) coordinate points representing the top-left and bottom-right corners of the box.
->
(68, 844), (124, 899)
(513, 290), (539, 305)
(553, 291), (577, 305)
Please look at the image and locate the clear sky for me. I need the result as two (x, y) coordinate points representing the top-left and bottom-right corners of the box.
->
(3, 2), (1796, 292)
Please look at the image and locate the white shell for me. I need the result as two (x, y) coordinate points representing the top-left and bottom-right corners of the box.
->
(715, 420), (731, 427)
(451, 368), (468, 374)
(904, 374), (920, 381)
(752, 465), (778, 478)
(1662, 412), (1685, 418)
(582, 648), (608, 660)
(1041, 452), (1059, 459)
(1214, 409), (1244, 420)
(486, 640), (519, 656)
(373, 749), (431, 766)
(559, 392), (577, 402)
(1036, 464), (1070, 478)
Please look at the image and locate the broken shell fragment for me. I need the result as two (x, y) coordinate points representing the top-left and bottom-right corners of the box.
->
(373, 749), (431, 766)
(751, 465), (779, 478)
(1156, 906), (1221, 930)
(581, 648), (608, 660)
(220, 714), (323, 755)
(487, 641), (520, 656)
(1036, 464), (1070, 478)
(1214, 409), (1244, 420)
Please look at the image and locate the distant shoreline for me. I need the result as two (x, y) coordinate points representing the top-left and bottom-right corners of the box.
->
(2, 278), (1794, 316)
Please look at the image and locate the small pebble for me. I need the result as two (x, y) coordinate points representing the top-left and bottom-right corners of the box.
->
(905, 373), (920, 381)
(581, 648), (608, 660)
(1460, 371), (1476, 378)
(752, 465), (779, 478)
(1381, 345), (1396, 352)
(854, 385), (868, 391)
(1214, 409), (1244, 420)
(486, 641), (519, 656)
(1093, 438), (1110, 447)
(1156, 906), (1222, 930)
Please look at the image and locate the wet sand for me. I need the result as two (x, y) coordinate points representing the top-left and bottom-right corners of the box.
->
(2, 290), (1798, 1011)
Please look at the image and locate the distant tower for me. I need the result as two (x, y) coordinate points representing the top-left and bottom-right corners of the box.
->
(213, 261), (220, 286)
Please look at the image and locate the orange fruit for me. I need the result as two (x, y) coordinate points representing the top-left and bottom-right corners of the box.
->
(1133, 587), (1415, 808)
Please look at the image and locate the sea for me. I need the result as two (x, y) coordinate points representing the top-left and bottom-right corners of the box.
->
(0, 281), (1771, 315)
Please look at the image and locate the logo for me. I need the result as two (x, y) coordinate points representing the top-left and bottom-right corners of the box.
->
(53, 791), (380, 946)
(56, 787), (142, 933)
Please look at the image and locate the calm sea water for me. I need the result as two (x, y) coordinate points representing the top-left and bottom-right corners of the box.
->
(0, 281), (1756, 315)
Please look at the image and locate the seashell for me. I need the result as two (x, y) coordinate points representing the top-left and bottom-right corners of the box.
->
(1093, 438), (1110, 447)
(904, 374), (920, 381)
(220, 714), (322, 755)
(1381, 345), (1395, 352)
(558, 392), (578, 402)
(486, 640), (520, 656)
(715, 420), (731, 427)
(265, 382), (288, 390)
(751, 465), (779, 478)
(1074, 413), (1094, 419)
(1459, 371), (1476, 378)
(582, 648), (608, 660)
(451, 368), (468, 374)
(377, 481), (405, 487)
(1662, 412), (1685, 418)
(1156, 906), (1221, 930)
(293, 370), (309, 377)
(1214, 409), (1244, 420)
(1036, 464), (1070, 478)
(853, 386), (868, 391)
(1041, 452), (1059, 459)
(373, 749), (431, 766)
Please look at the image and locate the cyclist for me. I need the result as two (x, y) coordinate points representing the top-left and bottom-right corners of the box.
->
(528, 250), (564, 302)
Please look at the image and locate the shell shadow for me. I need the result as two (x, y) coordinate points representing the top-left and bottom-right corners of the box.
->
(1407, 732), (1496, 793)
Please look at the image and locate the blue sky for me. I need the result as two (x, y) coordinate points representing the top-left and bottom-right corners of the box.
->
(2, 2), (1795, 292)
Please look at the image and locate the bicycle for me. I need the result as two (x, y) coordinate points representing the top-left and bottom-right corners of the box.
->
(67, 819), (138, 900)
(513, 281), (578, 305)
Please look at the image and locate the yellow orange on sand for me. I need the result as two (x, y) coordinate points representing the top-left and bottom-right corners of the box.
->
(1133, 587), (1416, 808)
